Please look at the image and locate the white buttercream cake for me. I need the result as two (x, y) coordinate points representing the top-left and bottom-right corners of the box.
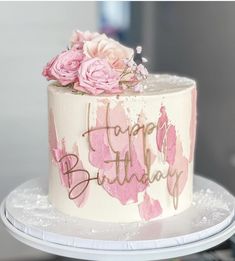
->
(43, 30), (197, 223)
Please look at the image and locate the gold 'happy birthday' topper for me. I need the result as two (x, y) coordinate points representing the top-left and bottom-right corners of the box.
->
(57, 103), (183, 210)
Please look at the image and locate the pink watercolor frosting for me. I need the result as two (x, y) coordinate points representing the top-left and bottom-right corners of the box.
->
(168, 138), (189, 197)
(156, 106), (176, 165)
(48, 110), (89, 207)
(88, 102), (148, 205)
(48, 109), (58, 162)
(99, 145), (147, 205)
(88, 105), (113, 170)
(138, 192), (162, 221)
(166, 126), (177, 165)
(156, 106), (189, 200)
(53, 140), (71, 187)
(134, 111), (156, 168)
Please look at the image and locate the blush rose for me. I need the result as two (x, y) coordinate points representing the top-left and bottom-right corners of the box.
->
(42, 49), (84, 86)
(74, 58), (121, 95)
(70, 30), (104, 49)
(83, 37), (134, 72)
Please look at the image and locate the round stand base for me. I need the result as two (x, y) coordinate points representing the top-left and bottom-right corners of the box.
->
(1, 175), (235, 261)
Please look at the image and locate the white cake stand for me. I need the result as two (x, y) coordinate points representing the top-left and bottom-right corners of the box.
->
(1, 175), (235, 261)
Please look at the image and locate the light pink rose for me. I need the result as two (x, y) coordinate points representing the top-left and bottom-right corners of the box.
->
(74, 58), (121, 95)
(42, 54), (59, 81)
(83, 37), (134, 72)
(42, 49), (84, 85)
(70, 30), (104, 49)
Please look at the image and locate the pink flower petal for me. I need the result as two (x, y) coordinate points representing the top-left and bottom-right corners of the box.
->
(138, 193), (162, 221)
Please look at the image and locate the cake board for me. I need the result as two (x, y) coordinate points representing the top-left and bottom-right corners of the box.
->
(1, 175), (235, 261)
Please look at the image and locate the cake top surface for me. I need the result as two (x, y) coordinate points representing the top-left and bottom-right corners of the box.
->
(43, 30), (195, 96)
(49, 73), (196, 97)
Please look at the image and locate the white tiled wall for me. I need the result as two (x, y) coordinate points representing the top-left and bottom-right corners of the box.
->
(0, 2), (97, 260)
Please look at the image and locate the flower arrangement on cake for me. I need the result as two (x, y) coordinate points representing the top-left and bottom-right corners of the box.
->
(42, 30), (148, 95)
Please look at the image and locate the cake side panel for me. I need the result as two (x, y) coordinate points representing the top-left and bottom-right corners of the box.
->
(48, 85), (196, 222)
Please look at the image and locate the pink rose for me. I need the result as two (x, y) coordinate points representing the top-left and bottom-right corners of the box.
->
(70, 30), (104, 49)
(74, 58), (121, 95)
(42, 49), (84, 85)
(42, 54), (59, 81)
(83, 37), (134, 72)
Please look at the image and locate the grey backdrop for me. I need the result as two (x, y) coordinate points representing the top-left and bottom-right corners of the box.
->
(130, 2), (235, 194)
(0, 2), (97, 260)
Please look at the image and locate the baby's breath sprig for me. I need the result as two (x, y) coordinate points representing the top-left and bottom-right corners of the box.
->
(119, 45), (148, 92)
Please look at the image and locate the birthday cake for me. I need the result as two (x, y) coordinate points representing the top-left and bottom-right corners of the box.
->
(43, 30), (197, 222)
